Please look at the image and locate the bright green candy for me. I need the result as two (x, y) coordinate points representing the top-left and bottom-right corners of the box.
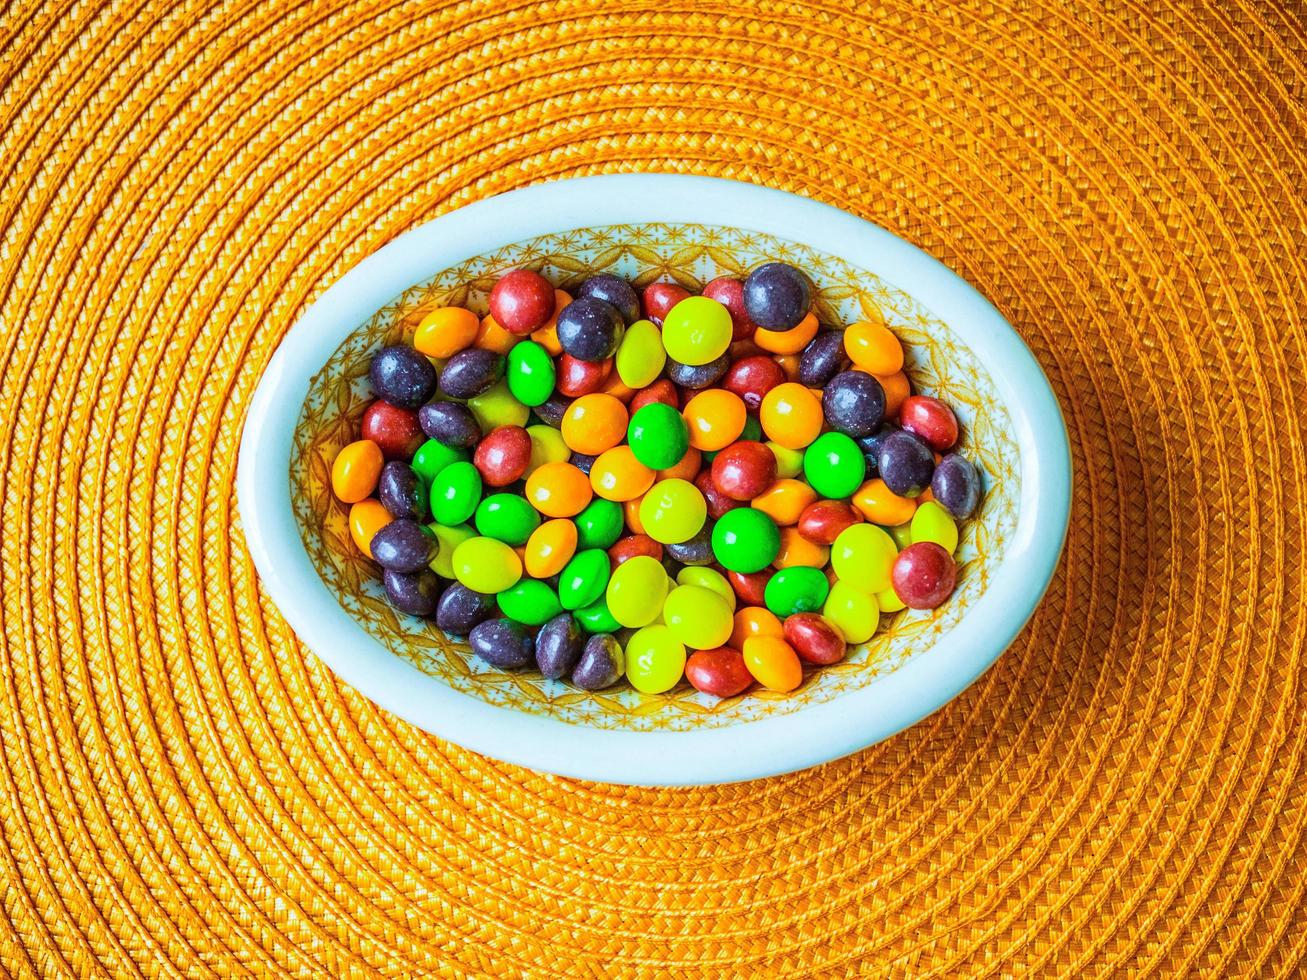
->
(765, 566), (830, 616)
(662, 585), (733, 649)
(506, 340), (556, 407)
(558, 548), (611, 611)
(496, 579), (563, 626)
(711, 508), (780, 573)
(802, 432), (865, 499)
(474, 492), (541, 546)
(524, 424), (569, 477)
(887, 522), (913, 550)
(676, 566), (735, 610)
(605, 554), (669, 628)
(638, 478), (706, 544)
(661, 296), (733, 366)
(468, 379), (529, 431)
(740, 415), (763, 443)
(429, 461), (482, 525)
(412, 439), (469, 484)
(823, 580), (879, 644)
(910, 501), (959, 554)
(574, 498), (624, 550)
(767, 441), (804, 479)
(627, 403), (689, 470)
(831, 523), (897, 593)
(625, 624), (687, 694)
(427, 522), (475, 578)
(615, 319), (666, 388)
(451, 536), (522, 594)
(575, 595), (621, 633)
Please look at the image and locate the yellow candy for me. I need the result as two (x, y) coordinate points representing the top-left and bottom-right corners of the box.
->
(662, 584), (734, 650)
(823, 581), (879, 644)
(676, 566), (736, 610)
(886, 521), (914, 550)
(876, 588), (906, 613)
(615, 319), (667, 388)
(910, 501), (959, 554)
(831, 523), (898, 594)
(524, 519), (578, 578)
(767, 441), (804, 479)
(638, 478), (707, 544)
(661, 296), (733, 366)
(605, 555), (669, 628)
(625, 625), (687, 694)
(468, 379), (529, 431)
(451, 535), (522, 594)
(524, 424), (569, 477)
(427, 522), (476, 579)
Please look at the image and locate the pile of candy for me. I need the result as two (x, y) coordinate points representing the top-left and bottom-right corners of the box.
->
(328, 262), (981, 697)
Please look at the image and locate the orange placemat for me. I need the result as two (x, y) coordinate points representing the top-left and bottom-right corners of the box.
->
(2, 0), (1305, 975)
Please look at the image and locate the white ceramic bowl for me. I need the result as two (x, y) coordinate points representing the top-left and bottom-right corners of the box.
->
(237, 174), (1070, 786)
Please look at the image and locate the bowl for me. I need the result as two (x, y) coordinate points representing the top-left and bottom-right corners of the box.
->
(237, 174), (1071, 786)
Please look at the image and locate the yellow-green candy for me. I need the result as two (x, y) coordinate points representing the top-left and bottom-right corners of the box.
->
(831, 523), (898, 594)
(662, 584), (734, 649)
(675, 566), (736, 610)
(524, 424), (569, 477)
(910, 501), (959, 554)
(625, 624), (687, 694)
(638, 478), (706, 544)
(451, 536), (522, 594)
(427, 522), (476, 578)
(605, 554), (669, 628)
(615, 319), (666, 388)
(767, 441), (804, 479)
(823, 581), (879, 644)
(468, 379), (529, 431)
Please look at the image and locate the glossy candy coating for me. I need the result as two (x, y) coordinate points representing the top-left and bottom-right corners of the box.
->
(497, 579), (564, 626)
(910, 500), (959, 553)
(452, 535), (522, 594)
(605, 554), (669, 628)
(783, 613), (846, 665)
(723, 355), (786, 411)
(683, 389), (747, 452)
(556, 296), (625, 362)
(614, 319), (666, 389)
(489, 269), (555, 335)
(802, 432), (866, 499)
(764, 566), (830, 616)
(711, 507), (781, 573)
(751, 479), (817, 526)
(711, 440), (777, 500)
(685, 648), (753, 698)
(524, 519), (578, 578)
(742, 636), (803, 692)
(663, 584), (734, 650)
(575, 274), (639, 324)
(831, 523), (898, 593)
(534, 613), (586, 679)
(767, 441), (804, 479)
(891, 542), (957, 608)
(899, 395), (959, 451)
(429, 461), (482, 525)
(525, 462), (592, 518)
(854, 423), (896, 478)
(331, 440), (384, 503)
(414, 306), (480, 358)
(822, 370), (886, 438)
(877, 587), (907, 613)
(759, 382), (823, 449)
(382, 568), (442, 616)
(931, 453), (982, 519)
(561, 393), (628, 455)
(468, 380), (529, 431)
(474, 492), (540, 546)
(419, 401), (481, 450)
(575, 598), (622, 635)
(435, 583), (497, 636)
(774, 526), (830, 569)
(370, 345), (437, 409)
(659, 446), (702, 483)
(629, 378), (679, 414)
(844, 320), (903, 375)
(695, 470), (742, 520)
(822, 581), (879, 644)
(625, 625), (687, 694)
(641, 281), (691, 325)
(702, 276), (758, 341)
(638, 478), (707, 545)
(469, 618), (535, 668)
(558, 549), (611, 611)
(427, 522), (475, 578)
(361, 401), (424, 459)
(727, 568), (773, 607)
(524, 424), (569, 476)
(574, 498), (624, 550)
(533, 393), (573, 427)
(473, 425), (532, 487)
(743, 263), (810, 330)
(662, 296), (734, 366)
(676, 566), (736, 609)
(506, 340), (556, 407)
(878, 428), (936, 497)
(556, 354), (611, 397)
(876, 371), (911, 417)
(573, 634), (625, 689)
(852, 477), (918, 526)
(627, 402), (690, 470)
(798, 330), (848, 386)
(378, 461), (429, 522)
(370, 520), (436, 574)
(438, 348), (505, 399)
(730, 606), (784, 648)
(348, 500), (392, 558)
(797, 499), (862, 545)
(608, 534), (663, 568)
(754, 312), (819, 356)
(475, 313), (521, 355)
(662, 525), (715, 565)
(666, 353), (730, 390)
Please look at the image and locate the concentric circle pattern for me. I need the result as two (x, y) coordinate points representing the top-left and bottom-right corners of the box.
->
(1, 0), (1305, 975)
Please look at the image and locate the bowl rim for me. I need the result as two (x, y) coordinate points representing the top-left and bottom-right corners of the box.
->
(237, 173), (1071, 786)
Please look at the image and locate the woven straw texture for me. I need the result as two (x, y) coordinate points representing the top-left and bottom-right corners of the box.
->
(2, 0), (1305, 976)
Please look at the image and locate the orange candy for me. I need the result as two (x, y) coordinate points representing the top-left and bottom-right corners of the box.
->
(773, 353), (801, 382)
(852, 478), (918, 526)
(773, 526), (830, 569)
(876, 371), (911, 417)
(590, 446), (656, 501)
(623, 493), (648, 535)
(752, 479), (818, 526)
(730, 606), (784, 649)
(475, 313), (521, 355)
(683, 389), (747, 451)
(331, 439), (384, 503)
(414, 306), (480, 358)
(759, 383), (823, 449)
(742, 636), (803, 692)
(845, 320), (904, 375)
(753, 312), (819, 355)
(658, 446), (702, 482)
(525, 462), (593, 517)
(524, 518), (578, 578)
(348, 499), (392, 558)
(599, 371), (637, 402)
(530, 289), (573, 355)
(561, 393), (629, 455)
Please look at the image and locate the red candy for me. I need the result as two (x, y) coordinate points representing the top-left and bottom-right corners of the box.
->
(642, 282), (691, 325)
(360, 401), (424, 459)
(695, 470), (743, 520)
(488, 269), (556, 335)
(783, 612), (846, 665)
(727, 567), (773, 607)
(898, 395), (959, 452)
(703, 276), (758, 341)
(723, 355), (786, 412)
(473, 425), (532, 486)
(629, 378), (680, 414)
(797, 500), (862, 545)
(685, 647), (753, 697)
(711, 441), (778, 501)
(891, 542), (957, 608)
(556, 354), (612, 397)
(609, 534), (664, 568)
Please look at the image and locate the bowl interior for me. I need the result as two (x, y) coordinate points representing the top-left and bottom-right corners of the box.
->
(291, 223), (1019, 732)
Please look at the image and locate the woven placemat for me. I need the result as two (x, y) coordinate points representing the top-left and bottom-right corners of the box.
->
(2, 0), (1305, 975)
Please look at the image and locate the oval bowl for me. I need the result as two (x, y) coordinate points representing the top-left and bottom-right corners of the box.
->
(237, 174), (1070, 786)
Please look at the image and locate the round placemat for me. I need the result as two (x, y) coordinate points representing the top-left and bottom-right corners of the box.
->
(2, 0), (1304, 975)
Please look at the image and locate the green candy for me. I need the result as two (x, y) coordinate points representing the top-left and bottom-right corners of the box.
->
(574, 498), (624, 550)
(575, 595), (621, 634)
(802, 431), (865, 499)
(429, 461), (482, 525)
(558, 548), (611, 611)
(739, 415), (763, 442)
(496, 579), (563, 626)
(506, 340), (556, 407)
(765, 566), (831, 617)
(711, 508), (781, 573)
(412, 438), (469, 484)
(627, 402), (689, 470)
(474, 492), (541, 546)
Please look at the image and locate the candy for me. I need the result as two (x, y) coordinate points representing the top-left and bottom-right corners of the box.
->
(561, 393), (628, 455)
(730, 606), (784, 648)
(414, 306), (480, 358)
(475, 313), (520, 355)
(822, 581), (879, 644)
(348, 499), (392, 558)
(418, 402), (481, 450)
(474, 492), (541, 546)
(573, 498), (624, 550)
(910, 500), (959, 554)
(575, 274), (640, 324)
(802, 432), (865, 499)
(899, 395), (959, 451)
(662, 296), (734, 365)
(877, 370), (911, 417)
(605, 554), (669, 627)
(534, 613), (586, 679)
(742, 636), (803, 692)
(489, 269), (555, 335)
(844, 320), (903, 375)
(558, 549), (611, 611)
(381, 568), (441, 616)
(851, 477), (917, 526)
(854, 423), (895, 478)
(877, 587), (907, 613)
(629, 378), (679, 414)
(557, 296), (625, 362)
(609, 534), (663, 568)
(573, 634), (625, 689)
(798, 330), (848, 386)
(506, 340), (556, 407)
(429, 460), (483, 525)
(639, 478), (707, 544)
(891, 542), (957, 608)
(723, 355), (785, 410)
(753, 312), (819, 356)
(878, 428), (935, 497)
(727, 568), (773, 607)
(497, 579), (564, 626)
(435, 582), (496, 636)
(773, 526), (829, 569)
(887, 521), (914, 550)
(556, 354), (611, 397)
(931, 453), (981, 519)
(615, 319), (666, 389)
(695, 470), (742, 520)
(469, 618), (535, 668)
(370, 345), (437, 409)
(524, 424), (569, 476)
(525, 462), (592, 517)
(625, 624), (687, 694)
(831, 523), (898, 593)
(438, 348), (505, 399)
(370, 520), (437, 573)
(468, 380), (529, 431)
(676, 566), (736, 609)
(575, 598), (622, 635)
(711, 440), (777, 500)
(711, 508), (781, 573)
(683, 388), (747, 451)
(524, 518), (578, 578)
(767, 441), (804, 479)
(627, 402), (690, 470)
(587, 446), (652, 504)
(427, 522), (475, 578)
(822, 370), (886, 438)
(641, 281), (691, 325)
(361, 401), (424, 459)
(751, 478), (817, 526)
(452, 535), (522, 594)
(702, 276), (758, 341)
(666, 352), (730, 389)
(764, 566), (830, 616)
(378, 461), (429, 521)
(331, 439), (384, 503)
(685, 648), (753, 698)
(797, 499), (861, 545)
(743, 263), (810, 330)
(783, 613), (846, 665)
(663, 584), (734, 649)
(660, 446), (702, 483)
(473, 425), (532, 487)
(759, 382), (823, 449)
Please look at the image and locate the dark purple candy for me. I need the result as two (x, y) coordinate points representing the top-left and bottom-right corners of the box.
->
(743, 262), (810, 330)
(572, 634), (624, 690)
(568, 452), (598, 475)
(574, 274), (640, 324)
(556, 296), (625, 362)
(878, 428), (935, 497)
(438, 348), (504, 399)
(534, 612), (585, 680)
(418, 400), (481, 448)
(469, 618), (535, 669)
(663, 524), (714, 566)
(534, 393), (572, 427)
(369, 520), (436, 573)
(798, 330), (848, 387)
(855, 423), (898, 478)
(823, 370), (886, 438)
(382, 568), (442, 616)
(377, 461), (429, 522)
(666, 352), (731, 389)
(435, 583), (497, 636)
(370, 346), (437, 410)
(931, 453), (982, 519)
